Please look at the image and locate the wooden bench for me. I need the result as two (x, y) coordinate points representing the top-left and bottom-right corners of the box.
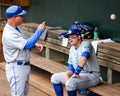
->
(97, 42), (120, 83)
(29, 52), (120, 96)
(0, 28), (5, 62)
(21, 23), (120, 96)
(21, 23), (120, 83)
(30, 53), (67, 74)
(0, 53), (120, 96)
(88, 83), (120, 96)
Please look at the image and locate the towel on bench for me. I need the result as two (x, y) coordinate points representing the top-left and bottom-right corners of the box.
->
(91, 38), (114, 54)
(40, 26), (63, 40)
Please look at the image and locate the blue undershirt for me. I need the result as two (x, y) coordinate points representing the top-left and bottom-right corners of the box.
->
(24, 29), (43, 50)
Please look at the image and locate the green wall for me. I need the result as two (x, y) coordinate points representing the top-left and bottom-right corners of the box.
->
(1, 0), (120, 42)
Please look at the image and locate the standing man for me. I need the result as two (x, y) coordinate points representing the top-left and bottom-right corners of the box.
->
(51, 22), (101, 96)
(2, 5), (46, 96)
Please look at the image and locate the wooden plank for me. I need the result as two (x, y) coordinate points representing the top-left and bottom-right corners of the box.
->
(98, 48), (120, 58)
(0, 62), (5, 70)
(0, 0), (30, 6)
(21, 23), (39, 30)
(98, 59), (120, 72)
(30, 53), (67, 74)
(0, 3), (11, 6)
(30, 66), (54, 96)
(47, 29), (67, 39)
(52, 58), (64, 63)
(88, 83), (120, 96)
(37, 40), (69, 54)
(114, 83), (120, 87)
(14, 0), (30, 7)
(107, 62), (120, 72)
(46, 37), (71, 48)
(0, 27), (5, 62)
(97, 52), (120, 65)
(29, 85), (50, 96)
(0, 52), (5, 62)
(98, 43), (120, 52)
(98, 58), (108, 67)
(0, 28), (3, 53)
(46, 37), (62, 46)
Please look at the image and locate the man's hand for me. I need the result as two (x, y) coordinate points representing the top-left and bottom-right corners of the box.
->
(35, 43), (43, 52)
(64, 70), (73, 83)
(38, 21), (46, 32)
(72, 74), (82, 79)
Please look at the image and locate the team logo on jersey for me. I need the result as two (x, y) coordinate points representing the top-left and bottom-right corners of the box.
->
(84, 45), (90, 51)
(84, 45), (89, 48)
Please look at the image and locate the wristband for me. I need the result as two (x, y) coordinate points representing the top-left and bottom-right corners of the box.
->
(74, 65), (83, 75)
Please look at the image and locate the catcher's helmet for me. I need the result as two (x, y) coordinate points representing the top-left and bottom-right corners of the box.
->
(79, 23), (94, 39)
(58, 21), (94, 39)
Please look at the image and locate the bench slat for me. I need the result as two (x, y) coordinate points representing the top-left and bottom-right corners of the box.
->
(46, 37), (71, 48)
(47, 29), (66, 39)
(30, 53), (67, 74)
(38, 40), (69, 54)
(89, 83), (120, 96)
(98, 48), (120, 58)
(98, 59), (120, 72)
(98, 53), (120, 65)
(98, 43), (120, 51)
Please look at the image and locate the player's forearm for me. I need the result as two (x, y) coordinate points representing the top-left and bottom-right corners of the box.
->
(74, 57), (87, 75)
(78, 57), (87, 67)
(64, 70), (73, 83)
(23, 29), (43, 50)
